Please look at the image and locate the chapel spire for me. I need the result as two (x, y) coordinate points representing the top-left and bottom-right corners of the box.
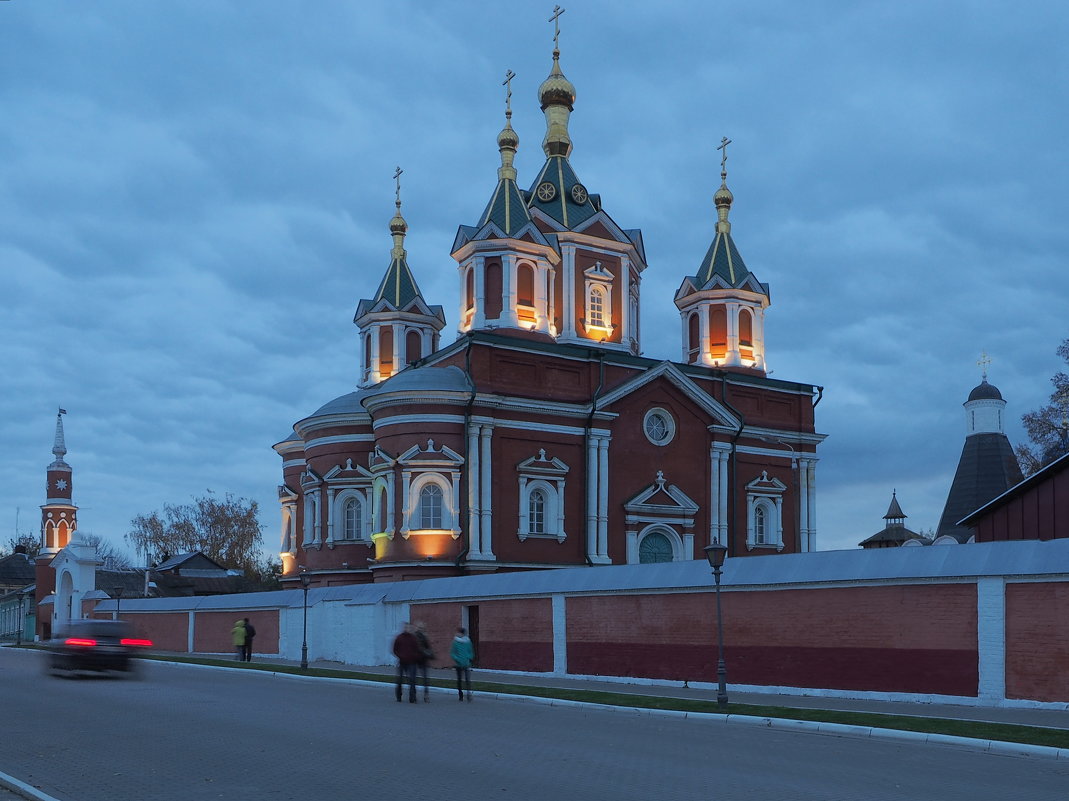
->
(51, 407), (68, 466)
(41, 407), (77, 554)
(354, 170), (445, 387)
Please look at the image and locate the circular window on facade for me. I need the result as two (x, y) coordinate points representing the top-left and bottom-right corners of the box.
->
(643, 407), (676, 446)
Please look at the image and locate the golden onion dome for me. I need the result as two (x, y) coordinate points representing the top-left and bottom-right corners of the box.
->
(714, 182), (734, 208)
(497, 121), (519, 150)
(538, 53), (576, 110)
(389, 207), (407, 235)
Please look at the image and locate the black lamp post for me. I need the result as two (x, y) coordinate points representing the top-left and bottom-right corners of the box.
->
(114, 587), (123, 620)
(299, 572), (311, 670)
(704, 542), (729, 710)
(15, 589), (28, 647)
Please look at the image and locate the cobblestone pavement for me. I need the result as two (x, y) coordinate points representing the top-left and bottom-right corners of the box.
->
(3, 647), (1068, 801)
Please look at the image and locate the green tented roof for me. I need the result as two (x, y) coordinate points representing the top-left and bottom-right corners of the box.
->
(478, 178), (531, 236)
(695, 230), (752, 289)
(527, 156), (598, 230)
(373, 255), (424, 309)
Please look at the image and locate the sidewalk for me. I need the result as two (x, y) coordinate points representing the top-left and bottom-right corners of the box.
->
(172, 652), (1069, 730)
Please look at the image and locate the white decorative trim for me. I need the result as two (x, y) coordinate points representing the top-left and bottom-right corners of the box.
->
(517, 450), (570, 543)
(642, 407), (677, 447)
(281, 458), (307, 469)
(303, 434), (376, 450)
(373, 414), (466, 429)
(745, 472), (786, 551)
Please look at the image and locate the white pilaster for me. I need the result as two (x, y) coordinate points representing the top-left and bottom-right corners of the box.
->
(585, 434), (598, 562)
(551, 593), (567, 675)
(699, 307), (712, 365)
(392, 324), (404, 372)
(726, 302), (741, 366)
(597, 436), (610, 561)
(467, 422), (481, 558)
(805, 459), (817, 551)
(370, 328), (381, 383)
(502, 254), (519, 326)
(977, 577), (1006, 702)
(479, 424), (495, 558)
(561, 245), (576, 338)
(473, 257), (487, 328)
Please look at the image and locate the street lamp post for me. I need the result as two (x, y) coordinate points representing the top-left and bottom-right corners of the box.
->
(114, 587), (123, 620)
(704, 542), (729, 710)
(299, 573), (311, 670)
(15, 589), (28, 647)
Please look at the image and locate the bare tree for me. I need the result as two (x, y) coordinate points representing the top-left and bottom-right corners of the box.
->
(1016, 337), (1069, 475)
(2, 534), (41, 559)
(125, 490), (264, 575)
(79, 533), (133, 569)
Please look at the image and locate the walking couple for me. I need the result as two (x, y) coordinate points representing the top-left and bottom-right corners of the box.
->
(392, 622), (474, 702)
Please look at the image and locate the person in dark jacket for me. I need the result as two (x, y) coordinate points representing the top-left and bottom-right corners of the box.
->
(414, 620), (434, 702)
(243, 618), (256, 662)
(450, 626), (475, 701)
(392, 622), (422, 703)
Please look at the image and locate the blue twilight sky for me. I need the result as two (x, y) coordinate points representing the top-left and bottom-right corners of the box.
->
(2, 1), (1067, 558)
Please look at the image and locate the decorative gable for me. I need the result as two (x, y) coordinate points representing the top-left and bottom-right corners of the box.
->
(398, 439), (465, 468)
(624, 471), (700, 526)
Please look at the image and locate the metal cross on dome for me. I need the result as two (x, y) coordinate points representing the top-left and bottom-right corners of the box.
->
(393, 166), (403, 206)
(717, 136), (732, 179)
(549, 5), (565, 49)
(503, 69), (515, 113)
(977, 350), (992, 378)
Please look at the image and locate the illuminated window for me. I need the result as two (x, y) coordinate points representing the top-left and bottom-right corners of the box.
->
(418, 484), (443, 529)
(739, 308), (753, 347)
(588, 286), (606, 327)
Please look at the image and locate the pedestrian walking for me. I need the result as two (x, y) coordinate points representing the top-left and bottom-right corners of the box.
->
(231, 619), (246, 662)
(450, 626), (474, 701)
(414, 620), (434, 702)
(243, 617), (256, 662)
(392, 622), (422, 703)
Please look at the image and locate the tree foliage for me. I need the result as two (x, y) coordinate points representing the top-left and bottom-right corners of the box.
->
(125, 491), (264, 575)
(2, 533), (40, 559)
(1016, 337), (1069, 476)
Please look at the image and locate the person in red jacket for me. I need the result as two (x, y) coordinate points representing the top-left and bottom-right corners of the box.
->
(392, 622), (423, 703)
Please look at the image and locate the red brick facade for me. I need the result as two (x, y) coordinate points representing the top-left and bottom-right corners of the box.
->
(1005, 582), (1069, 702)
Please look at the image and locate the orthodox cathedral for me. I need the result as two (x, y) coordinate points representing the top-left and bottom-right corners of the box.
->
(274, 23), (825, 587)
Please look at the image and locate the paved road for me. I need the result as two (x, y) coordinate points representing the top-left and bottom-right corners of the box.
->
(2, 648), (1067, 801)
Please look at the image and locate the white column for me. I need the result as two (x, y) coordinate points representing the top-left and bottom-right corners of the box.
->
(977, 577), (1007, 702)
(547, 267), (557, 336)
(370, 327), (381, 383)
(561, 245), (576, 338)
(479, 425), (495, 558)
(473, 257), (487, 328)
(726, 302), (741, 366)
(326, 488), (336, 545)
(400, 470), (412, 536)
(680, 312), (689, 362)
(517, 476), (528, 539)
(806, 459), (817, 551)
(699, 307), (712, 365)
(420, 327), (431, 359)
(754, 307), (767, 371)
(535, 261), (550, 332)
(597, 436), (610, 561)
(797, 459), (809, 553)
(502, 254), (519, 326)
(467, 422), (481, 558)
(585, 435), (598, 562)
(393, 324), (405, 371)
(717, 450), (729, 544)
(620, 255), (631, 344)
(187, 611), (195, 653)
(551, 594), (567, 675)
(709, 445), (719, 545)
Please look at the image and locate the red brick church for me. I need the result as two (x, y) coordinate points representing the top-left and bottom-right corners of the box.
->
(275, 24), (826, 587)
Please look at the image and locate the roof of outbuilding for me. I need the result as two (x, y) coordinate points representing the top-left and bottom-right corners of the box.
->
(936, 431), (1023, 542)
(0, 552), (35, 587)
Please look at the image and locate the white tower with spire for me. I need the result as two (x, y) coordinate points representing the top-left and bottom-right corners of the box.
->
(40, 408), (78, 555)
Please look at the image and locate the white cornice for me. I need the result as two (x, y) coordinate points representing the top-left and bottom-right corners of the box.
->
(303, 433), (375, 450)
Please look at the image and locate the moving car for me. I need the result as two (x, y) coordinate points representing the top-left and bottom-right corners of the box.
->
(47, 620), (153, 677)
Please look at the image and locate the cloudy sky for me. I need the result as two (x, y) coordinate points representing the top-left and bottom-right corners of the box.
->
(3, 1), (1067, 558)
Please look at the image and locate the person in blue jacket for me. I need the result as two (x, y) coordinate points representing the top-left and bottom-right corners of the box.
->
(450, 626), (475, 701)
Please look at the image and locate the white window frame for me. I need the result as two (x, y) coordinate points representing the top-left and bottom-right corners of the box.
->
(331, 489), (369, 542)
(404, 472), (457, 535)
(745, 471), (786, 551)
(516, 450), (569, 543)
(643, 407), (677, 447)
(583, 261), (615, 336)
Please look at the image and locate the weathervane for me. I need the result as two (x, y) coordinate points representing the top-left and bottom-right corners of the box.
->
(503, 69), (516, 115)
(393, 166), (403, 208)
(977, 350), (992, 379)
(549, 5), (565, 50)
(717, 136), (732, 181)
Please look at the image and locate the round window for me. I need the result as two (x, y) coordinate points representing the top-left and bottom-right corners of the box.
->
(643, 408), (676, 446)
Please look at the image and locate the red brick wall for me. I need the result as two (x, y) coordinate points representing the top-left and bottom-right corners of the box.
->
(1005, 582), (1069, 702)
(414, 598), (553, 672)
(567, 584), (978, 695)
(124, 612), (188, 652)
(192, 610), (279, 655)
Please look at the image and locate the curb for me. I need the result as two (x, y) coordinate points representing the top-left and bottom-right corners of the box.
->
(0, 770), (64, 801)
(153, 660), (1069, 760)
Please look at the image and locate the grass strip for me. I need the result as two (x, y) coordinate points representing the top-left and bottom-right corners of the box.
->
(140, 653), (1069, 750)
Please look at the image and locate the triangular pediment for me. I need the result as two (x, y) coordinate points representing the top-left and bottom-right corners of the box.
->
(278, 484), (299, 501)
(624, 472), (699, 516)
(324, 458), (374, 481)
(597, 361), (741, 428)
(746, 471), (787, 494)
(517, 449), (570, 476)
(300, 468), (323, 489)
(398, 439), (464, 466)
(573, 210), (635, 248)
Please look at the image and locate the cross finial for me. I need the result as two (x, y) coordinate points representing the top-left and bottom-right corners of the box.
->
(977, 350), (992, 379)
(503, 69), (516, 115)
(549, 5), (565, 51)
(717, 136), (732, 181)
(393, 166), (403, 208)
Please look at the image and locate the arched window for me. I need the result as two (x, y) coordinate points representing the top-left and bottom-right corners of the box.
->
(709, 308), (727, 360)
(364, 334), (371, 369)
(754, 505), (767, 544)
(419, 484), (443, 529)
(405, 330), (422, 366)
(639, 531), (674, 563)
(588, 286), (606, 327)
(343, 497), (362, 540)
(687, 312), (699, 360)
(377, 487), (388, 532)
(378, 327), (393, 374)
(518, 263), (535, 307)
(485, 261), (503, 319)
(528, 489), (546, 534)
(465, 267), (474, 310)
(739, 308), (753, 347)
